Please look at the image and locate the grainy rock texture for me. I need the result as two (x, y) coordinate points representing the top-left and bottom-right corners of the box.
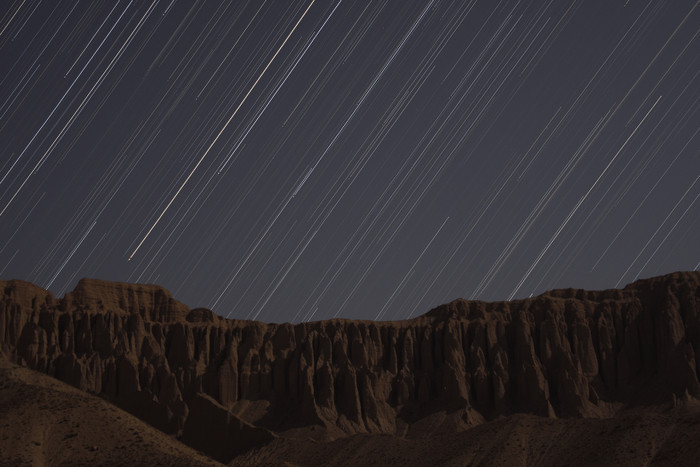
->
(1, 272), (699, 463)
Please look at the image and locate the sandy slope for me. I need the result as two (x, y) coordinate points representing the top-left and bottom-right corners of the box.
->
(0, 357), (221, 467)
(232, 403), (700, 466)
(2, 355), (699, 467)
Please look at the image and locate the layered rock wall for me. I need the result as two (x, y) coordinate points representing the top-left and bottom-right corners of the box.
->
(1, 273), (699, 459)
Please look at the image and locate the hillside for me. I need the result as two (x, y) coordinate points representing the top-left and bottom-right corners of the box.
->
(0, 357), (220, 466)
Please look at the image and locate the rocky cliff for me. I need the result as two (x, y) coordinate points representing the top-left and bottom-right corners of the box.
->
(1, 272), (699, 463)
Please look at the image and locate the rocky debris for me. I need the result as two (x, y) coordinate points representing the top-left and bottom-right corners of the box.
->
(0, 272), (699, 463)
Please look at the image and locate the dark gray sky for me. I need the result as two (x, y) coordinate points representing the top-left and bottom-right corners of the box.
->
(0, 0), (698, 322)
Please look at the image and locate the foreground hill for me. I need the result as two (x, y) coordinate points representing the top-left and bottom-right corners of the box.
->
(234, 402), (700, 466)
(3, 357), (699, 466)
(0, 357), (220, 466)
(1, 271), (699, 464)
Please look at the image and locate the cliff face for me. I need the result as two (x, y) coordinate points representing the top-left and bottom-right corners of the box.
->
(1, 272), (699, 462)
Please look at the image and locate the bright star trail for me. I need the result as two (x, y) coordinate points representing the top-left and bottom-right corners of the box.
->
(0, 1), (698, 322)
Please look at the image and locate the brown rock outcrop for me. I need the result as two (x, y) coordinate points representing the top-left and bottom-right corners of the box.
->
(1, 272), (699, 463)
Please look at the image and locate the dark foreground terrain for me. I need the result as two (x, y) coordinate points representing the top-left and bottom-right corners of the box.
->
(1, 271), (699, 465)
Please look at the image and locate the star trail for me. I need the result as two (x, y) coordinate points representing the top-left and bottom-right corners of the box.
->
(0, 1), (698, 322)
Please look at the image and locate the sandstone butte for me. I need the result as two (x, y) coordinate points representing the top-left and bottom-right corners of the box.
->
(1, 271), (699, 464)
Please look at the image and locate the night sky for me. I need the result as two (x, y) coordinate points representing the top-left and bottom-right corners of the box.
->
(0, 1), (698, 322)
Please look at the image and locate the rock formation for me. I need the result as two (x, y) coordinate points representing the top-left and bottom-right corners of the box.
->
(1, 272), (699, 463)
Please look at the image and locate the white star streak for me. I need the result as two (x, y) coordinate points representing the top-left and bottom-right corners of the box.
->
(217, 0), (344, 175)
(591, 123), (700, 272)
(375, 217), (450, 321)
(0, 0), (27, 37)
(633, 185), (700, 281)
(0, 249), (19, 277)
(0, 1), (133, 216)
(46, 220), (96, 289)
(128, 0), (318, 261)
(290, 0), (436, 198)
(0, 1), (697, 321)
(509, 95), (662, 299)
(616, 174), (700, 287)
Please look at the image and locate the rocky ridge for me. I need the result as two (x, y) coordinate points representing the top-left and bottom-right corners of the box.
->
(1, 272), (699, 462)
